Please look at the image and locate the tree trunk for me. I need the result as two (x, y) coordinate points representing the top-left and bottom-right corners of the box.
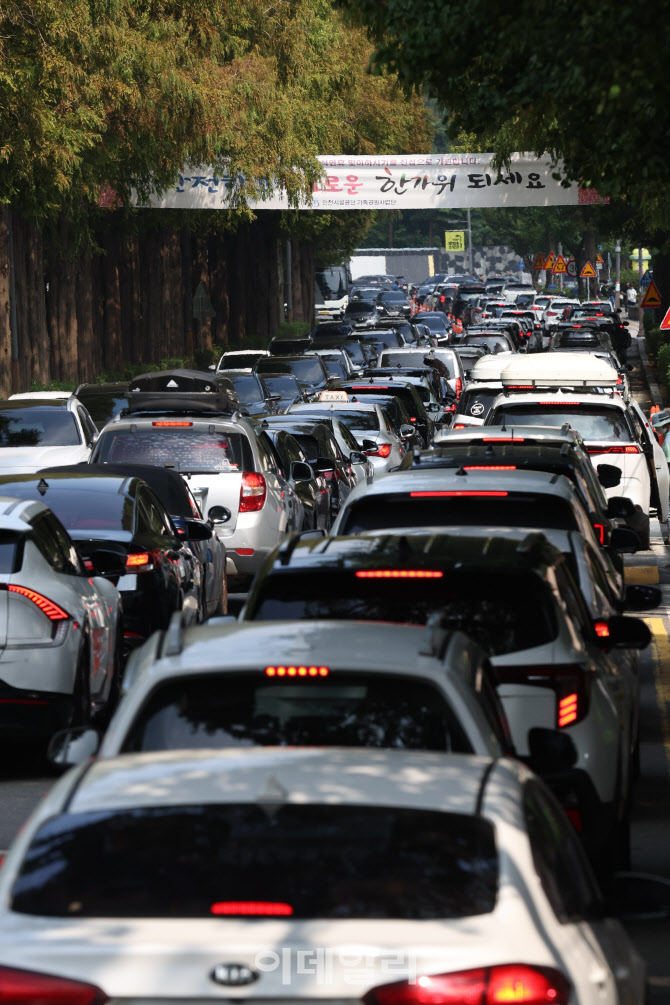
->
(0, 208), (12, 398)
(102, 226), (122, 374)
(181, 228), (194, 357)
(76, 252), (96, 383)
(48, 216), (79, 382)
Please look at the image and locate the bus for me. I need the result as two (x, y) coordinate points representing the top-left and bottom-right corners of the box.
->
(315, 264), (351, 321)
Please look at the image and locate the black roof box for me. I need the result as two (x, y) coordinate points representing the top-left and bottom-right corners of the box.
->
(126, 369), (240, 414)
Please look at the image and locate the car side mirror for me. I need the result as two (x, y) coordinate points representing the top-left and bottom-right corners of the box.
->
(183, 519), (213, 541)
(607, 495), (636, 519)
(208, 364), (217, 371)
(361, 439), (377, 450)
(47, 727), (101, 769)
(290, 460), (313, 483)
(349, 450), (368, 464)
(208, 505), (232, 524)
(426, 402), (441, 413)
(527, 727), (578, 775)
(399, 424), (415, 438)
(594, 615), (651, 650)
(597, 463), (622, 488)
(605, 872), (670, 923)
(624, 584), (662, 611)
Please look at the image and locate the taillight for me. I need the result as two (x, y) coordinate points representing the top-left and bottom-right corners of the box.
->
(594, 620), (610, 638)
(586, 444), (639, 455)
(366, 443), (392, 458)
(455, 377), (462, 397)
(0, 966), (108, 1003)
(592, 522), (606, 545)
(356, 570), (443, 579)
(363, 965), (570, 1005)
(463, 465), (517, 471)
(497, 664), (591, 729)
(240, 471), (267, 512)
(410, 490), (508, 497)
(265, 666), (329, 676)
(538, 401), (581, 406)
(7, 585), (68, 621)
(151, 421), (193, 427)
(453, 423), (467, 429)
(482, 437), (525, 442)
(210, 901), (294, 916)
(125, 552), (153, 572)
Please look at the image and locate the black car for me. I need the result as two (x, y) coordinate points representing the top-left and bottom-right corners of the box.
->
(262, 427), (335, 532)
(311, 321), (354, 339)
(344, 391), (423, 449)
(364, 366), (456, 412)
(337, 377), (434, 446)
(267, 335), (313, 356)
(451, 344), (489, 378)
(259, 372), (305, 411)
(222, 371), (282, 417)
(0, 471), (205, 648)
(260, 417), (357, 518)
(49, 463), (228, 618)
(375, 290), (412, 319)
(255, 354), (330, 397)
(461, 332), (517, 355)
(75, 382), (129, 429)
(306, 337), (373, 369)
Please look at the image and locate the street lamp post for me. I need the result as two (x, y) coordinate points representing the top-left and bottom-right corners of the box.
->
(615, 240), (621, 310)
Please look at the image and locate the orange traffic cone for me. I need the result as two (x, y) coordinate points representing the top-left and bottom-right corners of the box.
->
(650, 404), (660, 414)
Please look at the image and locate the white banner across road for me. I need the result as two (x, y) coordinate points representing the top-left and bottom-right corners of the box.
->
(137, 154), (607, 211)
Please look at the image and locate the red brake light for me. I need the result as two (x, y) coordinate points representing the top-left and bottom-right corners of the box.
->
(210, 901), (294, 916)
(7, 585), (68, 621)
(151, 421), (193, 427)
(558, 692), (579, 728)
(594, 620), (610, 638)
(366, 443), (392, 458)
(355, 570), (443, 579)
(352, 385), (388, 389)
(265, 666), (329, 677)
(410, 490), (508, 497)
(455, 377), (462, 396)
(587, 445), (639, 455)
(482, 437), (525, 442)
(363, 965), (570, 1005)
(506, 385), (534, 390)
(592, 522), (606, 545)
(538, 401), (581, 406)
(463, 465), (517, 471)
(240, 471), (267, 513)
(453, 424), (467, 429)
(126, 552), (153, 571)
(497, 664), (591, 729)
(0, 966), (108, 1003)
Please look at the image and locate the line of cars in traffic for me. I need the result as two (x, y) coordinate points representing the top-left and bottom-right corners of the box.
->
(0, 273), (668, 1001)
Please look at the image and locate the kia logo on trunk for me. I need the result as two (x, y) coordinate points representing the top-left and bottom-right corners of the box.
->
(211, 964), (260, 987)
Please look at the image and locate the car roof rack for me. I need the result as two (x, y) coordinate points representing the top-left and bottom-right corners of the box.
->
(125, 369), (240, 415)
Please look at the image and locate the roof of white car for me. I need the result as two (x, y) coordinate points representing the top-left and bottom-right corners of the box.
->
(220, 350), (270, 357)
(0, 496), (48, 528)
(500, 352), (618, 387)
(8, 391), (73, 400)
(469, 352), (517, 381)
(489, 389), (627, 412)
(287, 401), (380, 413)
(64, 748), (515, 817)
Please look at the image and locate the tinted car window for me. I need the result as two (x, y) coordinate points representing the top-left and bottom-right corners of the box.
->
(488, 406), (633, 441)
(257, 358), (325, 384)
(462, 336), (510, 354)
(458, 388), (499, 420)
(262, 374), (302, 398)
(95, 429), (253, 472)
(218, 353), (266, 370)
(11, 804), (497, 920)
(250, 571), (557, 654)
(340, 494), (578, 536)
(121, 673), (472, 753)
(75, 390), (128, 427)
(378, 292), (406, 302)
(0, 409), (80, 447)
(0, 533), (22, 573)
(225, 375), (265, 403)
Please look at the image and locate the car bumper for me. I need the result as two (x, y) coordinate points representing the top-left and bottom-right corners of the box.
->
(0, 680), (78, 738)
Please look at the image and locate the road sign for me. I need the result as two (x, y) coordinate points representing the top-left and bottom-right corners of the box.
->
(445, 231), (465, 252)
(567, 258), (577, 278)
(544, 252), (556, 271)
(596, 253), (604, 265)
(553, 255), (567, 275)
(193, 282), (216, 321)
(660, 306), (670, 330)
(533, 252), (545, 270)
(640, 280), (662, 309)
(640, 271), (653, 288)
(580, 261), (597, 278)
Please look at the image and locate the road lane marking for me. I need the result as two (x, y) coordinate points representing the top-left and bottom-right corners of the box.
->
(625, 566), (660, 584)
(643, 617), (670, 774)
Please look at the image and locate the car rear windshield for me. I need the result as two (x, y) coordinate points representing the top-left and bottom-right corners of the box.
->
(347, 386), (418, 413)
(261, 374), (300, 398)
(95, 429), (253, 472)
(458, 388), (500, 421)
(358, 332), (403, 349)
(379, 292), (406, 302)
(346, 303), (375, 315)
(12, 804), (497, 919)
(488, 406), (634, 441)
(322, 409), (379, 431)
(226, 375), (264, 403)
(257, 358), (325, 384)
(339, 493), (578, 538)
(219, 354), (265, 370)
(250, 571), (557, 654)
(0, 409), (80, 447)
(462, 336), (510, 354)
(121, 672), (472, 753)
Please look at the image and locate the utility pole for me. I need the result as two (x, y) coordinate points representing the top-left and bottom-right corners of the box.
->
(615, 240), (621, 309)
(466, 208), (473, 275)
(285, 240), (293, 322)
(557, 242), (563, 293)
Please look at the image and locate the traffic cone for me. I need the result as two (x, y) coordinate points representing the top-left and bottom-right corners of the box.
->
(650, 405), (660, 415)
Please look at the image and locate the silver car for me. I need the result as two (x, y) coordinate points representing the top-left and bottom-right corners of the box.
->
(0, 496), (121, 739)
(286, 401), (406, 476)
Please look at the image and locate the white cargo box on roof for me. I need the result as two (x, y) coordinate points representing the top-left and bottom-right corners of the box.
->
(500, 352), (619, 389)
(469, 352), (517, 382)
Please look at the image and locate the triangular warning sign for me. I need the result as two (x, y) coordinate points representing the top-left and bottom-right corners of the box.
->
(640, 280), (662, 309)
(553, 255), (567, 275)
(596, 253), (604, 265)
(544, 251), (556, 270)
(659, 305), (670, 331)
(533, 253), (545, 270)
(167, 379), (179, 388)
(580, 261), (597, 278)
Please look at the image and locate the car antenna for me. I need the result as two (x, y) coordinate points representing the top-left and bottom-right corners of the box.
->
(37, 478), (49, 496)
(455, 465), (468, 477)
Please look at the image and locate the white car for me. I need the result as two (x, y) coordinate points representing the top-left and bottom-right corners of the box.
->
(213, 349), (271, 373)
(0, 398), (98, 474)
(0, 747), (645, 1003)
(285, 401), (406, 476)
(377, 347), (465, 401)
(0, 496), (121, 739)
(541, 297), (580, 330)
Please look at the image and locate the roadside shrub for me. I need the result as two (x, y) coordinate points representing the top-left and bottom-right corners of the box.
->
(656, 343), (670, 388)
(645, 327), (664, 358)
